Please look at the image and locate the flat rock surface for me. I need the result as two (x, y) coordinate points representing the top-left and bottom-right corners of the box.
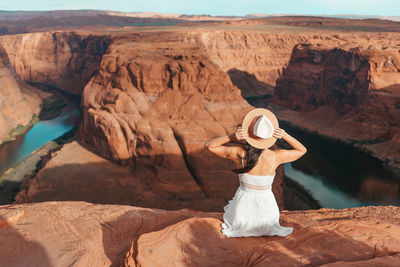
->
(132, 206), (400, 267)
(14, 141), (211, 210)
(0, 201), (399, 267)
(0, 201), (219, 267)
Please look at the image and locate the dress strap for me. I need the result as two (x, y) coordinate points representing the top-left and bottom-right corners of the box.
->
(241, 151), (245, 168)
(266, 151), (276, 176)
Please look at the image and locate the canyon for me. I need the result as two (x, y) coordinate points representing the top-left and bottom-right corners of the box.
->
(0, 15), (399, 266)
(1, 22), (398, 172)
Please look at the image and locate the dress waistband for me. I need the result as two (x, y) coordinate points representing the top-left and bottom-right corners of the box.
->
(240, 181), (272, 191)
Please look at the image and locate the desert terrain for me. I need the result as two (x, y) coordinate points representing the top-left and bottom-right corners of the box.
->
(0, 13), (399, 266)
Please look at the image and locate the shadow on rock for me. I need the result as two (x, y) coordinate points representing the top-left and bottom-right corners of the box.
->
(13, 140), (287, 212)
(0, 213), (52, 267)
(227, 68), (274, 102)
(102, 209), (222, 266)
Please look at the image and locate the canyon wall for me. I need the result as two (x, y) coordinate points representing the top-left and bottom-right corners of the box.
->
(0, 31), (110, 95)
(273, 42), (400, 169)
(275, 44), (371, 113)
(188, 31), (309, 97)
(0, 46), (47, 144)
(275, 43), (400, 112)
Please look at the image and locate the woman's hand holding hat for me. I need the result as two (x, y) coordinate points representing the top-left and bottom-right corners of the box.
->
(273, 128), (286, 139)
(241, 108), (279, 148)
(234, 127), (249, 141)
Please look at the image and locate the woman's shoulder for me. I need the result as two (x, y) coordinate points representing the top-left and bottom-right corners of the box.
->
(235, 145), (246, 158)
(258, 149), (277, 161)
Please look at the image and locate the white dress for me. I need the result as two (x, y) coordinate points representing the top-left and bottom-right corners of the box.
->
(221, 152), (293, 237)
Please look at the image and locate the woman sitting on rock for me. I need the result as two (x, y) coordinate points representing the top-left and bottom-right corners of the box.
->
(204, 108), (307, 237)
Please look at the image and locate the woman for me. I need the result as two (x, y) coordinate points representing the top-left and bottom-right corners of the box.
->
(204, 108), (307, 237)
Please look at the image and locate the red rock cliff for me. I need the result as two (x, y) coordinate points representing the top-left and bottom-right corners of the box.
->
(273, 42), (400, 169)
(0, 31), (110, 95)
(0, 46), (47, 144)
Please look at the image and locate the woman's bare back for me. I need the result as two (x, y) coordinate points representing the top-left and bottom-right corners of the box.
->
(238, 147), (277, 176)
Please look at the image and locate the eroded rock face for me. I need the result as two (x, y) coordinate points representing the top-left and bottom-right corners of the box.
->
(275, 44), (371, 113)
(77, 32), (259, 202)
(194, 31), (310, 97)
(0, 31), (110, 95)
(1, 202), (399, 267)
(273, 42), (400, 170)
(0, 46), (47, 144)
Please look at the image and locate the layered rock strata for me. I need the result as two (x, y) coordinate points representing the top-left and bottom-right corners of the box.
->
(0, 32), (110, 95)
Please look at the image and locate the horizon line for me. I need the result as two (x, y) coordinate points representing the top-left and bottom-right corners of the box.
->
(0, 9), (399, 18)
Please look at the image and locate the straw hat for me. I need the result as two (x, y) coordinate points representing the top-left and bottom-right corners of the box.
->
(241, 108), (279, 149)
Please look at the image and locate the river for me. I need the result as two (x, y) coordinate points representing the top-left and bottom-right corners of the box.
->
(282, 122), (400, 209)
(0, 99), (79, 177)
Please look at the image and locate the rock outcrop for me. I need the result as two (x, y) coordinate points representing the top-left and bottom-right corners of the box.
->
(0, 32), (110, 95)
(132, 205), (400, 266)
(0, 201), (399, 267)
(0, 201), (220, 267)
(76, 32), (261, 205)
(133, 207), (400, 267)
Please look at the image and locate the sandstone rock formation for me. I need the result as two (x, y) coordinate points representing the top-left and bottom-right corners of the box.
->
(131, 205), (400, 266)
(0, 201), (220, 267)
(1, 201), (399, 267)
(193, 31), (309, 97)
(0, 32), (110, 95)
(0, 46), (49, 144)
(76, 32), (259, 204)
(273, 42), (400, 170)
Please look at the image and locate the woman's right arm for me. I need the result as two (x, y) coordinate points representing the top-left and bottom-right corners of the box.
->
(273, 128), (307, 164)
(204, 127), (248, 160)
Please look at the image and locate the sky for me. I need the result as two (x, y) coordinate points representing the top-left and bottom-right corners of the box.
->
(0, 0), (399, 17)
